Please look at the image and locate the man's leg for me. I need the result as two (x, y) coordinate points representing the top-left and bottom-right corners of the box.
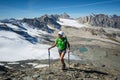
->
(60, 51), (65, 64)
(59, 51), (66, 69)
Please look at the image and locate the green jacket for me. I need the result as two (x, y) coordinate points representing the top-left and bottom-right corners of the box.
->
(55, 37), (68, 50)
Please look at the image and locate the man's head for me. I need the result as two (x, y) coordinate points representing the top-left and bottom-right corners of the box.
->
(58, 31), (64, 38)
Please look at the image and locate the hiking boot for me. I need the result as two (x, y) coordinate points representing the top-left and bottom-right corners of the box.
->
(62, 63), (66, 70)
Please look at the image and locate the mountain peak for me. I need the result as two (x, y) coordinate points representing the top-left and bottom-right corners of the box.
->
(60, 12), (70, 19)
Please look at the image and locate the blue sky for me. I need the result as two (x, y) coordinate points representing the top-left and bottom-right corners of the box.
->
(0, 0), (120, 19)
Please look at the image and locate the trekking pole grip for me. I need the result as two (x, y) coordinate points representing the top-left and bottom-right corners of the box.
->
(48, 50), (50, 56)
(48, 50), (50, 66)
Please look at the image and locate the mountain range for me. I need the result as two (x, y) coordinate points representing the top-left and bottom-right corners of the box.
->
(77, 14), (120, 29)
(0, 13), (120, 80)
(1, 13), (120, 33)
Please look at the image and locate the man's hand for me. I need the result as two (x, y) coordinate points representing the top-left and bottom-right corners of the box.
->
(68, 48), (70, 53)
(48, 43), (56, 51)
(48, 47), (51, 51)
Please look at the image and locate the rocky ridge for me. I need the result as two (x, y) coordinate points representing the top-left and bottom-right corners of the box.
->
(77, 14), (120, 29)
(0, 60), (119, 80)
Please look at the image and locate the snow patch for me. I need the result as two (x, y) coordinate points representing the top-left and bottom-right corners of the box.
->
(5, 66), (12, 69)
(57, 18), (85, 28)
(6, 23), (19, 30)
(47, 25), (54, 30)
(34, 64), (48, 68)
(0, 31), (23, 40)
(27, 63), (38, 66)
(21, 65), (25, 67)
(22, 23), (48, 36)
(0, 63), (4, 66)
(27, 63), (48, 68)
(0, 22), (4, 25)
(7, 62), (19, 65)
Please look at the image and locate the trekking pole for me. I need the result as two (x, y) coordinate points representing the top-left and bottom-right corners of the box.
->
(68, 52), (70, 68)
(48, 50), (50, 72)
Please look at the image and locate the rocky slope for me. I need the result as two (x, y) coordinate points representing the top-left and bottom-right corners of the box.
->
(22, 14), (61, 33)
(22, 12), (71, 32)
(0, 59), (119, 80)
(77, 14), (120, 29)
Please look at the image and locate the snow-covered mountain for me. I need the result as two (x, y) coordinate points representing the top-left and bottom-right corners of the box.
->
(57, 18), (85, 28)
(0, 15), (82, 62)
(1, 13), (119, 62)
(0, 13), (120, 80)
(0, 20), (49, 61)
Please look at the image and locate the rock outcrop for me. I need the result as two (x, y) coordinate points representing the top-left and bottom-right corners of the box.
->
(22, 14), (62, 33)
(77, 14), (120, 29)
(0, 60), (119, 80)
(59, 12), (70, 19)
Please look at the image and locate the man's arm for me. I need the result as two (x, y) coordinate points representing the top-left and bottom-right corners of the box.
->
(48, 42), (56, 50)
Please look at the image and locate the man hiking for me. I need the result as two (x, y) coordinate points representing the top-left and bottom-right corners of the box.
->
(48, 31), (70, 70)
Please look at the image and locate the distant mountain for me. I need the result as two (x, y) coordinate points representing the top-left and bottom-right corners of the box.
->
(59, 12), (70, 19)
(0, 17), (61, 61)
(0, 20), (38, 44)
(22, 14), (61, 33)
(0, 13), (119, 45)
(77, 14), (120, 29)
(0, 13), (74, 45)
